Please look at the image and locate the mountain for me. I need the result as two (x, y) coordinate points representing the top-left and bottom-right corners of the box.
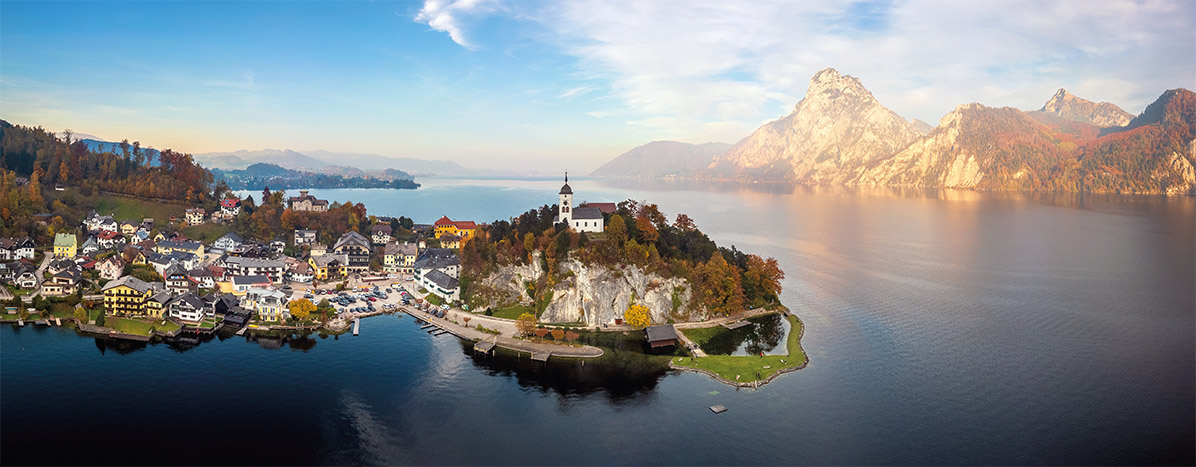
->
(590, 141), (731, 178)
(856, 103), (1074, 189)
(1033, 88), (1134, 127)
(212, 163), (418, 191)
(708, 68), (924, 183)
(301, 150), (466, 176)
(194, 149), (328, 170)
(910, 118), (935, 135)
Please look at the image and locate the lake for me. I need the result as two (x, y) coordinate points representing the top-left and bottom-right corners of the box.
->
(4, 178), (1193, 465)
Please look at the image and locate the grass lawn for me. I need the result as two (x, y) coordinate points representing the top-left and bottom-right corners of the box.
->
(198, 318), (217, 329)
(108, 317), (175, 336)
(92, 193), (188, 224)
(489, 303), (533, 320)
(181, 223), (232, 244)
(158, 320), (181, 333)
(423, 293), (443, 306)
(47, 303), (75, 319)
(673, 314), (807, 384)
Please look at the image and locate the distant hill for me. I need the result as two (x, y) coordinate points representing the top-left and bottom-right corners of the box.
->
(194, 149), (328, 170)
(212, 163), (418, 190)
(590, 141), (732, 178)
(301, 150), (466, 176)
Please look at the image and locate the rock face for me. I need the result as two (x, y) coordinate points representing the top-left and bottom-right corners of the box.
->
(590, 141), (732, 178)
(480, 259), (697, 327)
(910, 118), (935, 135)
(1036, 88), (1134, 128)
(709, 68), (923, 183)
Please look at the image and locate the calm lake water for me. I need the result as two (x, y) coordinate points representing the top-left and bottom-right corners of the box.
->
(5, 178), (1193, 465)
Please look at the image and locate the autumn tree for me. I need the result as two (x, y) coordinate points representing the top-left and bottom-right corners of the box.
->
(550, 328), (565, 341)
(623, 303), (650, 329)
(516, 312), (537, 336)
(73, 307), (87, 323)
(564, 330), (579, 343)
(288, 299), (316, 321)
(635, 215), (659, 244)
(606, 214), (627, 244)
(697, 252), (746, 316)
(742, 254), (785, 307)
(534, 328), (549, 339)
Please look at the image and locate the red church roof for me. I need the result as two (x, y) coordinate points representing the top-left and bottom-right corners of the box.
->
(434, 215), (454, 226)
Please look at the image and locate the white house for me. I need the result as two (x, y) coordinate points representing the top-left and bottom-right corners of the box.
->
(241, 288), (289, 322)
(413, 248), (461, 303)
(169, 293), (210, 325)
(213, 232), (244, 251)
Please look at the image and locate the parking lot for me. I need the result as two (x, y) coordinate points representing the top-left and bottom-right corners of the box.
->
(298, 282), (450, 317)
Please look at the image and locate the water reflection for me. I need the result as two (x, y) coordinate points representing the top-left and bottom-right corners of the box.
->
(698, 314), (788, 356)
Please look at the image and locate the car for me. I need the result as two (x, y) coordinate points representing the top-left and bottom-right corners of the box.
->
(385, 288), (392, 293)
(369, 297), (377, 302)
(441, 304), (450, 310)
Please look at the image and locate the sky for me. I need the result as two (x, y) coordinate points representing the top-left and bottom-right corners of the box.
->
(1, 0), (1193, 173)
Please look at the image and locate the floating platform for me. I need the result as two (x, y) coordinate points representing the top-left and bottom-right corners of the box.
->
(709, 405), (727, 414)
(722, 321), (751, 330)
(474, 341), (496, 354)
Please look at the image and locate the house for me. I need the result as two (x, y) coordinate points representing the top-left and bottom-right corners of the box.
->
(169, 293), (209, 325)
(439, 234), (462, 250)
(53, 233), (77, 258)
(332, 231), (371, 273)
(645, 324), (678, 348)
(230, 275), (273, 294)
(167, 251), (201, 271)
(294, 229), (317, 245)
(213, 232), (244, 252)
(41, 269), (82, 296)
(96, 230), (123, 249)
(220, 198), (242, 217)
(164, 263), (195, 293)
(221, 305), (252, 328)
(310, 243), (328, 256)
(269, 237), (286, 254)
(308, 254), (347, 281)
(0, 237), (35, 260)
(156, 240), (204, 258)
(288, 190), (329, 212)
(80, 236), (100, 256)
(383, 242), (418, 275)
(221, 256), (286, 284)
(413, 248), (460, 302)
(242, 288), (289, 322)
(286, 261), (313, 283)
(371, 224), (392, 245)
(205, 294), (239, 316)
(188, 268), (215, 289)
(83, 212), (118, 233)
(48, 258), (77, 275)
(553, 174), (605, 233)
(433, 216), (477, 241)
(98, 256), (124, 281)
(146, 290), (173, 319)
(119, 221), (139, 236)
(15, 268), (39, 289)
(185, 208), (205, 225)
(101, 275), (162, 317)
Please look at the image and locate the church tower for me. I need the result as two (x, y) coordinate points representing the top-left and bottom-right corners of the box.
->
(558, 172), (573, 225)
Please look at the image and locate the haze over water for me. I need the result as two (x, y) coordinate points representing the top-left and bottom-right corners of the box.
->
(5, 178), (1193, 465)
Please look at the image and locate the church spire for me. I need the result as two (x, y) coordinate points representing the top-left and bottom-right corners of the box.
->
(565, 171), (568, 183)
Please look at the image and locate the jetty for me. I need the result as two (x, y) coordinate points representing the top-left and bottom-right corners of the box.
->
(352, 319), (359, 336)
(722, 320), (751, 330)
(401, 305), (603, 360)
(531, 350), (552, 362)
(473, 340), (496, 355)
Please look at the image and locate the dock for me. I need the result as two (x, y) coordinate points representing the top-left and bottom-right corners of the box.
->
(352, 319), (360, 336)
(474, 341), (496, 354)
(722, 320), (751, 330)
(709, 405), (727, 414)
(55, 318), (62, 326)
(531, 350), (552, 362)
(236, 327), (247, 336)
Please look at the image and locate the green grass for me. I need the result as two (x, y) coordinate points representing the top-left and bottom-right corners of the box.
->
(673, 315), (807, 384)
(181, 223), (232, 244)
(489, 303), (533, 320)
(107, 317), (156, 336)
(92, 193), (188, 225)
(47, 303), (75, 319)
(679, 325), (725, 347)
(423, 293), (443, 306)
(158, 320), (181, 333)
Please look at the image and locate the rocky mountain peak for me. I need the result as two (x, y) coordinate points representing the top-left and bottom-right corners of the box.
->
(1036, 88), (1133, 127)
(805, 68), (874, 105)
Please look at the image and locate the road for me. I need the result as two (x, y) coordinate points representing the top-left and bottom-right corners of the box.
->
(24, 253), (53, 303)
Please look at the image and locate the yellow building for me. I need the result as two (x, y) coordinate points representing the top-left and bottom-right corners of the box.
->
(440, 234), (461, 250)
(309, 254), (347, 281)
(383, 242), (418, 274)
(433, 216), (476, 241)
(146, 291), (172, 319)
(53, 233), (77, 258)
(101, 276), (157, 317)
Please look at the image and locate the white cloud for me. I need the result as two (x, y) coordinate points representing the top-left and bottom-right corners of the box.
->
(421, 0), (1196, 140)
(413, 0), (501, 50)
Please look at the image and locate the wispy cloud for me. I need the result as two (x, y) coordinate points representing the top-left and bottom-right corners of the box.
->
(417, 0), (1195, 142)
(413, 0), (501, 50)
(200, 70), (256, 90)
(558, 86), (595, 100)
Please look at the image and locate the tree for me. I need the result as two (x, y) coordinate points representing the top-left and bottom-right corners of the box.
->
(624, 303), (650, 329)
(635, 215), (659, 244)
(743, 254), (785, 306)
(95, 312), (106, 327)
(606, 214), (627, 244)
(534, 328), (549, 338)
(516, 312), (536, 336)
(550, 328), (565, 341)
(73, 306), (87, 323)
(564, 330), (579, 343)
(697, 252), (746, 315)
(288, 299), (316, 321)
(674, 213), (696, 232)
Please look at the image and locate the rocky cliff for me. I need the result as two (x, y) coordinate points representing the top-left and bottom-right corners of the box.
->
(478, 258), (698, 327)
(1035, 88), (1134, 128)
(709, 68), (923, 183)
(590, 141), (732, 178)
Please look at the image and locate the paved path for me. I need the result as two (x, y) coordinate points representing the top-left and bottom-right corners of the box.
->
(24, 253), (52, 303)
(404, 304), (603, 358)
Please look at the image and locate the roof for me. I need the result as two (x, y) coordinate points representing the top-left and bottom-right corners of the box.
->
(221, 198), (241, 208)
(414, 249), (460, 270)
(102, 275), (155, 293)
(295, 229), (317, 235)
(224, 256), (283, 269)
(158, 240), (203, 251)
(425, 269), (459, 290)
(97, 230), (121, 240)
(433, 215), (454, 226)
(334, 231), (370, 250)
(217, 232), (244, 244)
(580, 202), (617, 214)
(572, 207), (603, 220)
(231, 275), (272, 286)
(645, 324), (678, 343)
(174, 293), (205, 310)
(150, 291), (174, 304)
(559, 182), (572, 195)
(164, 263), (188, 278)
(385, 242), (418, 256)
(54, 233), (76, 247)
(310, 254), (347, 267)
(453, 220), (476, 230)
(371, 224), (393, 235)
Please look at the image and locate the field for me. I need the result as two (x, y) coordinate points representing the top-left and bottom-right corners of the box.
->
(181, 223), (233, 244)
(489, 303), (533, 320)
(673, 314), (807, 384)
(91, 193), (189, 224)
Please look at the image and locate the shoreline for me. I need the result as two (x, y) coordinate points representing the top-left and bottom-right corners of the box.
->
(669, 313), (808, 388)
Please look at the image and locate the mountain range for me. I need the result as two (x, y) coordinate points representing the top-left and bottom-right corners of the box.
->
(591, 68), (1195, 194)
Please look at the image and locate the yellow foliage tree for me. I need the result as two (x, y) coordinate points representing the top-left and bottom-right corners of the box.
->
(516, 312), (537, 336)
(624, 303), (650, 329)
(288, 299), (316, 321)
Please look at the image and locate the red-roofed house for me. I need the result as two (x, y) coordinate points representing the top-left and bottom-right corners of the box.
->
(433, 216), (477, 242)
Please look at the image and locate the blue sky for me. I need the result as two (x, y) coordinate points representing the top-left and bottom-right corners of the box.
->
(2, 0), (1193, 172)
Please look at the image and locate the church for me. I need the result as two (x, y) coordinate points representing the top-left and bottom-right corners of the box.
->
(554, 173), (605, 233)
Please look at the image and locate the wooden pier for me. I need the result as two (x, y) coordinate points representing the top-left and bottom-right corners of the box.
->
(474, 341), (496, 354)
(722, 320), (751, 330)
(531, 350), (552, 362)
(352, 319), (360, 336)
